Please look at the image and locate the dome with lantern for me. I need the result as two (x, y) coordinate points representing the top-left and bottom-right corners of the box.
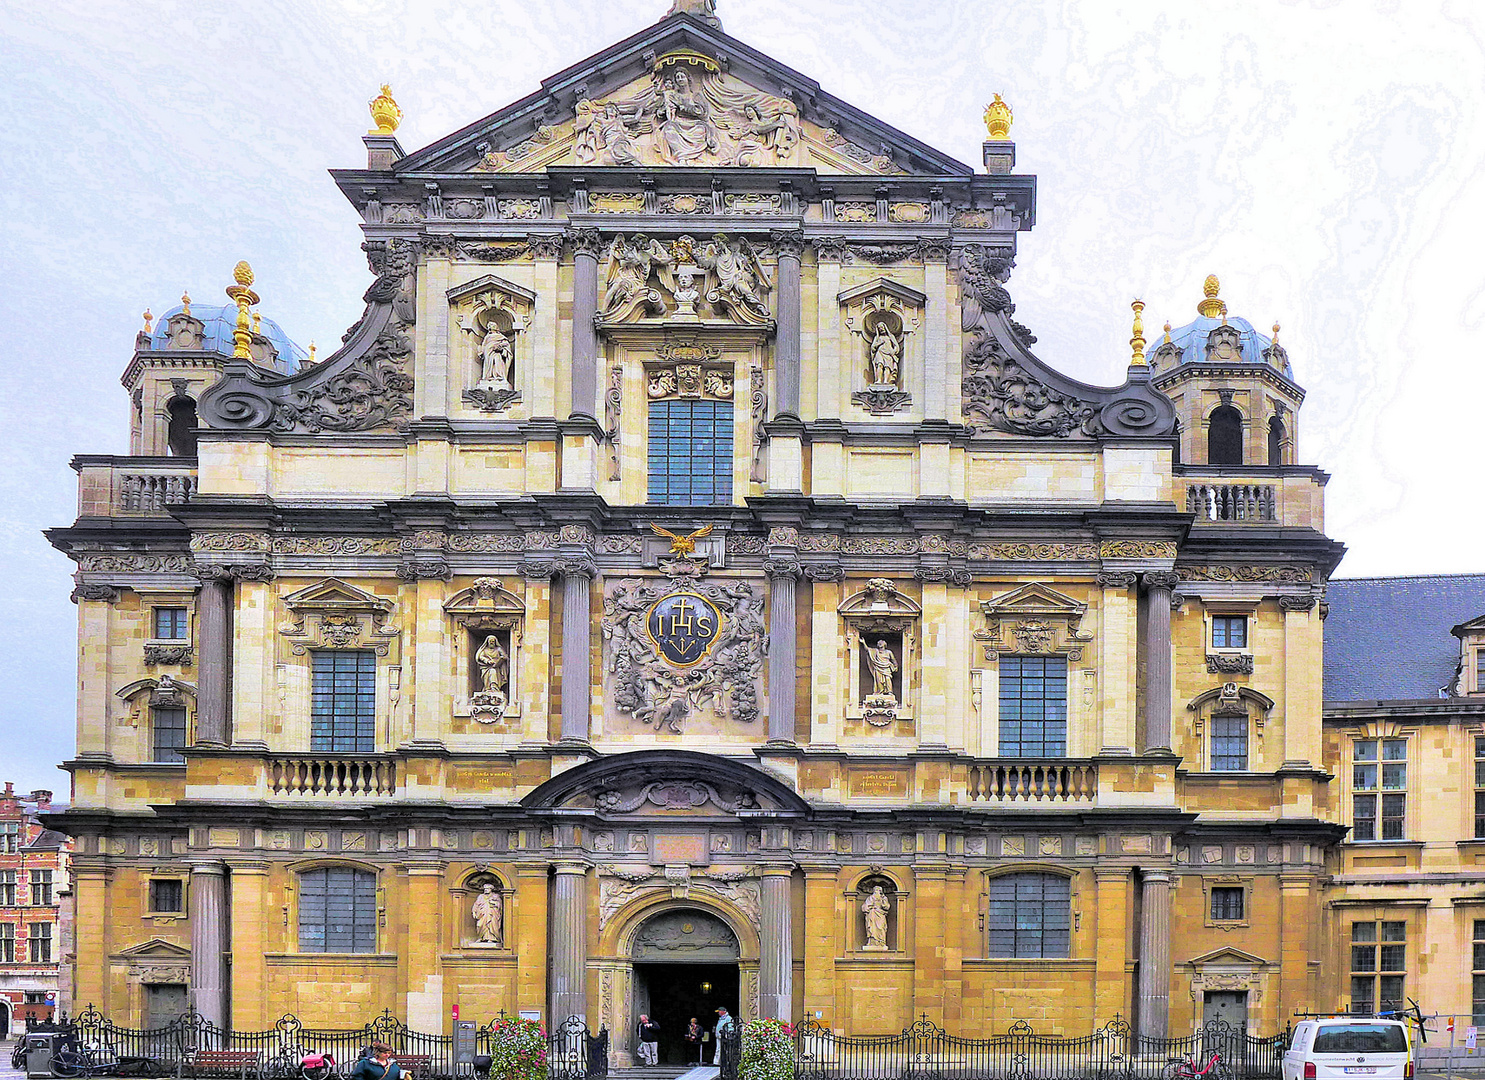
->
(1146, 275), (1291, 379)
(143, 290), (306, 375)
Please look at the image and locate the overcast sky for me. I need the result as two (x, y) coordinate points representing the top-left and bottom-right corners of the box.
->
(2, 0), (1482, 798)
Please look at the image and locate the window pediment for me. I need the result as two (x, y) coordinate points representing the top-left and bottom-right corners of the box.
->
(838, 578), (921, 618)
(279, 578), (399, 656)
(976, 582), (1091, 662)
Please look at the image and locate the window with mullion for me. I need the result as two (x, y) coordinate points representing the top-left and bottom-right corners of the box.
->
(1473, 921), (1485, 1025)
(153, 606), (189, 640)
(998, 656), (1068, 758)
(153, 706), (188, 763)
(311, 651), (377, 754)
(297, 867), (377, 953)
(1475, 738), (1485, 838)
(1212, 615), (1247, 650)
(647, 400), (734, 506)
(986, 873), (1070, 958)
(0, 923), (12, 963)
(1210, 712), (1249, 771)
(1350, 920), (1406, 1014)
(1353, 739), (1407, 841)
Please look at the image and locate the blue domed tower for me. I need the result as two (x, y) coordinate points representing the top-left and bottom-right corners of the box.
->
(122, 266), (307, 457)
(1148, 275), (1302, 469)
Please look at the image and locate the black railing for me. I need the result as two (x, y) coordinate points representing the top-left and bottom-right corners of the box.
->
(793, 1016), (1288, 1080)
(67, 1007), (608, 1080)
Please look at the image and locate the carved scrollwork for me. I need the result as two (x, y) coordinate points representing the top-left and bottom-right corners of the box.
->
(143, 645), (194, 667)
(1206, 653), (1255, 675)
(1278, 595), (1317, 612)
(71, 582), (122, 603)
(1095, 571), (1138, 588)
(749, 362), (767, 482)
(1142, 571), (1183, 591)
(802, 563), (845, 582)
(397, 559), (453, 582)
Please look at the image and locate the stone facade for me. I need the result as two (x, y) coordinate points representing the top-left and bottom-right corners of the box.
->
(47, 2), (1358, 1054)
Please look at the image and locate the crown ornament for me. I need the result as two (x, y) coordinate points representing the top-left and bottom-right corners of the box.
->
(983, 94), (1013, 139)
(369, 84), (402, 135)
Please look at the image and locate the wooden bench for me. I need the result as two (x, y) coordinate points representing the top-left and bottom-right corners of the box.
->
(389, 1054), (436, 1079)
(177, 1050), (263, 1080)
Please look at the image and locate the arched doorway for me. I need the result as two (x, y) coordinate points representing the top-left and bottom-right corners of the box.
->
(0, 997), (10, 1040)
(631, 909), (740, 1066)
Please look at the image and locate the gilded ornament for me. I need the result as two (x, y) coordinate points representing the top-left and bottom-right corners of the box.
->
(649, 522), (713, 556)
(224, 261), (258, 361)
(369, 84), (402, 134)
(983, 94), (1013, 139)
(1197, 274), (1227, 319)
(1129, 299), (1147, 366)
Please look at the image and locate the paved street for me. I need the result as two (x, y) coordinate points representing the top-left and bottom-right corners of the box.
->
(1, 1040), (23, 1080)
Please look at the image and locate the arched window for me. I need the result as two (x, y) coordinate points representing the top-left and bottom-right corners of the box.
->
(298, 867), (377, 953)
(1207, 405), (1243, 465)
(1268, 416), (1286, 466)
(166, 398), (198, 458)
(986, 873), (1071, 958)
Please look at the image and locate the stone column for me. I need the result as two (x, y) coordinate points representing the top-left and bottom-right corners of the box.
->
(765, 557), (800, 743)
(570, 229), (602, 421)
(759, 865), (794, 1021)
(1141, 572), (1179, 754)
(771, 230), (803, 418)
(550, 862), (589, 1024)
(189, 862), (229, 1029)
(1136, 868), (1172, 1042)
(195, 575), (232, 745)
(558, 557), (596, 743)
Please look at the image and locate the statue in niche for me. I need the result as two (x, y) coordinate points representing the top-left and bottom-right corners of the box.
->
(471, 881), (504, 946)
(861, 885), (891, 950)
(865, 639), (899, 699)
(868, 321), (902, 388)
(476, 633), (509, 695)
(478, 325), (514, 391)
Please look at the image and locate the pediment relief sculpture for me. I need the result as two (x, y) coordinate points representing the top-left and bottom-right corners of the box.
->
(599, 233), (772, 327)
(602, 573), (766, 733)
(278, 578), (400, 656)
(449, 275), (535, 413)
(975, 582), (1092, 662)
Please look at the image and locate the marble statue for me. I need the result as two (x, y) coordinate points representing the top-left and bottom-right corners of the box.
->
(472, 882), (504, 945)
(868, 322), (901, 387)
(654, 70), (718, 164)
(478, 325), (514, 390)
(865, 639), (898, 698)
(476, 634), (509, 695)
(862, 885), (890, 949)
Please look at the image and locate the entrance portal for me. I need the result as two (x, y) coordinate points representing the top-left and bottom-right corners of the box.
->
(630, 909), (741, 1066)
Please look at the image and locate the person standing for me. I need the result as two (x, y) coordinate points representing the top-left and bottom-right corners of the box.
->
(349, 1044), (401, 1080)
(712, 1007), (734, 1067)
(685, 1017), (703, 1063)
(636, 1014), (661, 1067)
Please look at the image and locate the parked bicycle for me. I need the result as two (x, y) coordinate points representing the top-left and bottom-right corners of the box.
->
(51, 1042), (122, 1079)
(1166, 1048), (1232, 1080)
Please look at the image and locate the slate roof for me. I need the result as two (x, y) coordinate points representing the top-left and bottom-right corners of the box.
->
(1324, 574), (1485, 703)
(24, 827), (66, 851)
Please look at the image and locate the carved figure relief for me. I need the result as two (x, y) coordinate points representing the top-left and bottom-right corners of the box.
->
(842, 279), (922, 416)
(471, 881), (505, 946)
(839, 580), (920, 727)
(599, 233), (772, 326)
(445, 580), (526, 722)
(975, 583), (1092, 663)
(451, 275), (535, 413)
(602, 569), (766, 733)
(278, 579), (401, 657)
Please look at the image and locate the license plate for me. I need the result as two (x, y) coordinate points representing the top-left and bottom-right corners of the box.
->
(1344, 1069), (1376, 1074)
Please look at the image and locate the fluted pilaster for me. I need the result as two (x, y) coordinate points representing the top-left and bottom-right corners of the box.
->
(189, 863), (229, 1028)
(772, 231), (803, 417)
(195, 577), (232, 745)
(559, 561), (596, 742)
(759, 865), (794, 1021)
(550, 863), (589, 1024)
(1136, 869), (1172, 1042)
(1142, 572), (1178, 753)
(766, 564), (799, 742)
(570, 231), (601, 420)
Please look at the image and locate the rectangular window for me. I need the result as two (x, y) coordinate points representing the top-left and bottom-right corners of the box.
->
(1473, 921), (1485, 1025)
(298, 868), (377, 953)
(0, 924), (12, 963)
(1211, 886), (1245, 921)
(153, 606), (189, 640)
(986, 873), (1071, 958)
(998, 656), (1068, 757)
(647, 399), (734, 506)
(1350, 920), (1406, 1014)
(0, 821), (17, 854)
(1353, 739), (1407, 841)
(0, 871), (15, 906)
(149, 879), (184, 915)
(153, 707), (188, 764)
(28, 871), (51, 907)
(1212, 615), (1248, 649)
(1210, 713), (1249, 771)
(28, 922), (52, 963)
(1478, 650), (1485, 694)
(311, 650), (377, 754)
(1475, 738), (1485, 839)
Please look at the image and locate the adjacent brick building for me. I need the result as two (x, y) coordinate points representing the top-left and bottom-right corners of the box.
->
(0, 784), (70, 1038)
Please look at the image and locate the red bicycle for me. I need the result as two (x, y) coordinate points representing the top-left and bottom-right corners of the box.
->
(1165, 1049), (1232, 1080)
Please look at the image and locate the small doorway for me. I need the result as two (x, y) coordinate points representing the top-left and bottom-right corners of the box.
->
(634, 963), (740, 1065)
(1203, 990), (1249, 1032)
(146, 984), (189, 1029)
(0, 999), (10, 1040)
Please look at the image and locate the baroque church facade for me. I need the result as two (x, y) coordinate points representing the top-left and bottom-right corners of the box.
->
(49, 0), (1360, 1054)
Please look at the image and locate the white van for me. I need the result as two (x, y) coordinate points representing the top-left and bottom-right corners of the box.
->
(1282, 1019), (1412, 1080)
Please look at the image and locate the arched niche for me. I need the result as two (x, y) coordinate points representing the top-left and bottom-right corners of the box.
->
(1208, 405), (1244, 466)
(453, 866), (511, 950)
(444, 579), (526, 724)
(838, 578), (921, 728)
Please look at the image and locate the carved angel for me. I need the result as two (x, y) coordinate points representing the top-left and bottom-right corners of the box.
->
(597, 102), (645, 166)
(600, 235), (650, 317)
(730, 103), (798, 167)
(574, 98), (602, 165)
(698, 235), (771, 317)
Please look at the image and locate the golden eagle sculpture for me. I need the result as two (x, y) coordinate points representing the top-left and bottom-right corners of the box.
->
(650, 522), (714, 556)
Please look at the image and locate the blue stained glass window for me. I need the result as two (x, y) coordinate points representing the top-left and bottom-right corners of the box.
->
(648, 400), (734, 506)
(311, 650), (377, 753)
(998, 656), (1068, 757)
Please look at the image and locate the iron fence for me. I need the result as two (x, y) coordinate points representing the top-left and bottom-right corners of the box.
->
(793, 1016), (1289, 1080)
(66, 1007), (608, 1080)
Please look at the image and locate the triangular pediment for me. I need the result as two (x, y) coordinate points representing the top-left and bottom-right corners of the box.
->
(114, 939), (191, 961)
(395, 15), (971, 178)
(981, 582), (1087, 619)
(1187, 946), (1268, 968)
(282, 578), (392, 612)
(1453, 614), (1485, 638)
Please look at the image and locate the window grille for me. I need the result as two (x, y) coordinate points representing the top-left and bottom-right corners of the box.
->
(298, 867), (377, 953)
(150, 879), (184, 914)
(1211, 886), (1245, 921)
(998, 656), (1068, 758)
(647, 400), (734, 506)
(986, 873), (1071, 958)
(311, 651), (377, 754)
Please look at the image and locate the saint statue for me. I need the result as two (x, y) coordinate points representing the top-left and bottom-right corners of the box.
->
(472, 882), (504, 945)
(475, 634), (509, 695)
(654, 70), (718, 164)
(478, 325), (513, 389)
(865, 638), (898, 699)
(862, 885), (891, 949)
(868, 322), (901, 387)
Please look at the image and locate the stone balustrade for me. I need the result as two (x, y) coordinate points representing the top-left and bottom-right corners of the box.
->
(968, 759), (1098, 802)
(119, 469), (197, 513)
(73, 455), (197, 518)
(267, 755), (398, 797)
(1185, 482), (1276, 522)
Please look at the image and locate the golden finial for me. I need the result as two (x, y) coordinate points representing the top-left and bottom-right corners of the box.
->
(1271, 321), (1281, 344)
(1197, 274), (1226, 319)
(224, 261), (259, 360)
(308, 341), (317, 365)
(369, 84), (402, 135)
(1129, 300), (1147, 366)
(983, 94), (1013, 139)
(181, 291), (191, 317)
(142, 309), (153, 334)
(252, 311), (262, 334)
(1163, 320), (1172, 344)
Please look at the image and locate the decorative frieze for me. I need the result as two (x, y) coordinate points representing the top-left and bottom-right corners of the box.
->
(968, 542), (1097, 561)
(1206, 653), (1255, 675)
(1178, 565), (1312, 583)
